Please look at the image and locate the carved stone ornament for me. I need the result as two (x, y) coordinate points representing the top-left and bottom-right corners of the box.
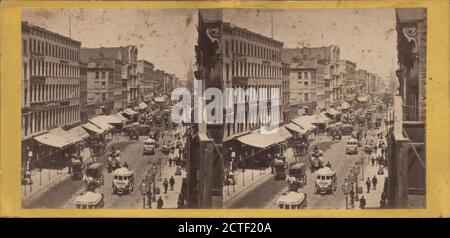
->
(206, 27), (221, 54)
(402, 26), (418, 54)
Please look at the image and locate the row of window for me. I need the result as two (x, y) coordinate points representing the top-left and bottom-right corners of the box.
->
(27, 27), (80, 48)
(232, 28), (281, 48)
(95, 71), (108, 79)
(227, 86), (282, 105)
(25, 83), (79, 105)
(226, 38), (282, 61)
(22, 105), (80, 137)
(27, 60), (80, 78)
(225, 107), (282, 138)
(229, 61), (283, 79)
(24, 37), (79, 61)
(297, 71), (313, 80)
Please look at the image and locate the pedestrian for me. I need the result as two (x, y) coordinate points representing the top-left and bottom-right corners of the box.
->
(372, 175), (378, 190)
(371, 156), (375, 167)
(169, 176), (175, 191)
(147, 190), (152, 208)
(157, 196), (164, 209)
(163, 178), (169, 193)
(365, 177), (371, 193)
(177, 193), (185, 208)
(168, 151), (174, 167)
(349, 189), (355, 208)
(360, 196), (366, 209)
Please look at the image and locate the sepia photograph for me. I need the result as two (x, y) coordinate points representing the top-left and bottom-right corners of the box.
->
(20, 7), (426, 210)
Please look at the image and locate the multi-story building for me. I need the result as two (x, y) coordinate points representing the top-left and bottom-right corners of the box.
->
(329, 61), (343, 106)
(153, 69), (166, 95)
(357, 69), (368, 94)
(163, 73), (176, 95)
(79, 62), (88, 123)
(281, 62), (290, 123)
(338, 59), (357, 104)
(84, 58), (121, 117)
(137, 59), (155, 102)
(282, 46), (341, 115)
(80, 45), (139, 110)
(21, 21), (81, 165)
(367, 72), (377, 94)
(387, 8), (426, 209)
(221, 22), (284, 143)
(121, 46), (139, 107)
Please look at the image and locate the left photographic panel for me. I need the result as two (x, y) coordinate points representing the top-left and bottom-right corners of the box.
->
(21, 9), (196, 209)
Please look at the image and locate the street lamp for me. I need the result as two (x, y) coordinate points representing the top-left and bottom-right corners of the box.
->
(139, 179), (150, 209)
(354, 163), (360, 201)
(341, 179), (351, 209)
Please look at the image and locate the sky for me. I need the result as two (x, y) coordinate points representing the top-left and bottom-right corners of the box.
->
(23, 8), (397, 80)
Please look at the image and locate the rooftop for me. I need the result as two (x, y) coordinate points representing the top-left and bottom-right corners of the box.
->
(22, 21), (81, 46)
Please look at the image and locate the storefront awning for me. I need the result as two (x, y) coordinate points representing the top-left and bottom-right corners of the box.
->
(326, 108), (340, 116)
(89, 117), (114, 131)
(312, 114), (329, 124)
(33, 129), (72, 148)
(82, 122), (105, 134)
(101, 115), (123, 124)
(50, 127), (84, 144)
(115, 113), (128, 122)
(237, 127), (292, 148)
(138, 102), (148, 109)
(292, 116), (317, 131)
(122, 108), (138, 116)
(284, 123), (307, 135)
(68, 126), (90, 140)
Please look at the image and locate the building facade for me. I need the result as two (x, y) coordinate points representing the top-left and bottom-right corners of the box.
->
(221, 22), (284, 142)
(84, 58), (121, 117)
(338, 59), (358, 104)
(153, 69), (166, 96)
(80, 45), (139, 112)
(281, 62), (290, 123)
(22, 22), (81, 140)
(282, 46), (341, 115)
(79, 62), (88, 123)
(137, 59), (155, 102)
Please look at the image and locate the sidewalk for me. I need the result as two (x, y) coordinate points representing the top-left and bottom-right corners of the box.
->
(22, 134), (128, 201)
(149, 158), (186, 209)
(223, 167), (273, 206)
(22, 167), (70, 199)
(354, 163), (388, 209)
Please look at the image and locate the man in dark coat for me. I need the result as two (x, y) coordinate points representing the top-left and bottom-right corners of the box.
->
(163, 178), (169, 193)
(372, 175), (378, 190)
(169, 176), (175, 191)
(359, 196), (366, 209)
(157, 196), (164, 209)
(365, 177), (371, 193)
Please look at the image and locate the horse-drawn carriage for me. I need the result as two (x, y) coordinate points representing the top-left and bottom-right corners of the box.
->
(274, 159), (287, 180)
(84, 163), (104, 191)
(287, 163), (307, 191)
(107, 150), (121, 173)
(309, 150), (324, 173)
